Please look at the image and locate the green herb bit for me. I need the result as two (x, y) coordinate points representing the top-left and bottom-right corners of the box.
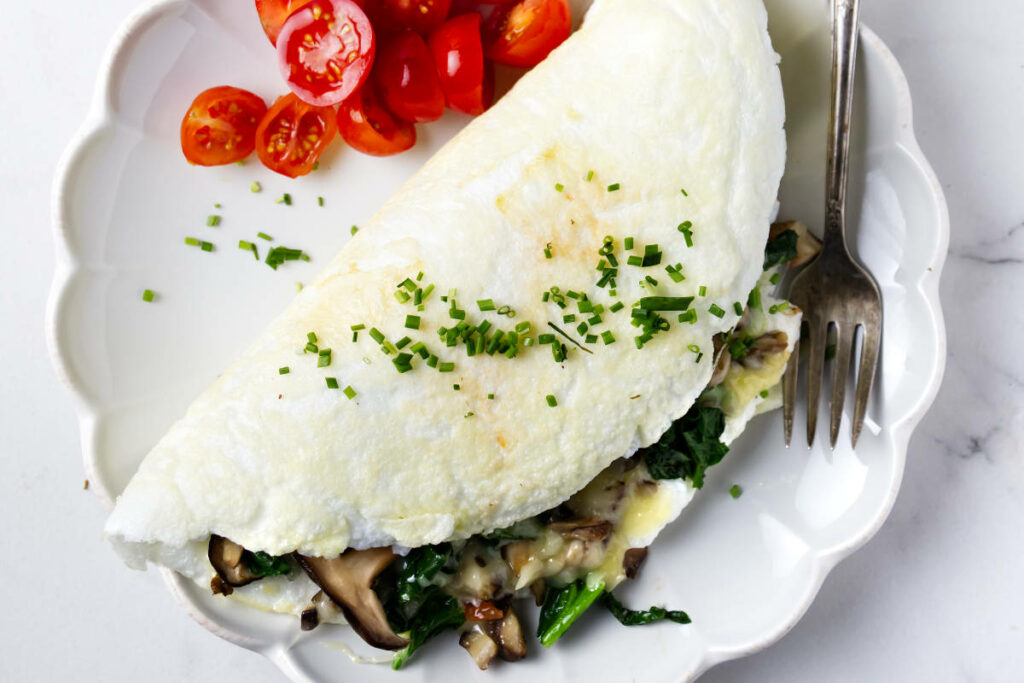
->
(206, 214), (221, 227)
(497, 305), (514, 317)
(537, 577), (605, 647)
(184, 237), (200, 246)
(644, 276), (659, 287)
(544, 243), (553, 259)
(325, 377), (339, 389)
(680, 187), (689, 197)
(584, 333), (598, 344)
(601, 331), (615, 345)
(698, 285), (707, 297)
(477, 298), (496, 311)
(748, 287), (762, 311)
(576, 322), (589, 336)
(369, 327), (385, 344)
(426, 354), (439, 368)
(586, 170), (594, 182)
(278, 366), (290, 375)
(351, 324), (366, 331)
(638, 296), (694, 311)
(453, 384), (460, 391)
(257, 232), (273, 241)
(250, 181), (261, 193)
(563, 314), (577, 323)
(555, 183), (564, 192)
(610, 302), (625, 313)
(607, 183), (620, 192)
(678, 221), (694, 247)
(138, 288), (155, 303)
(393, 353), (414, 373)
(538, 333), (555, 344)
(678, 309), (697, 324)
(317, 196), (324, 207)
(487, 393), (495, 399)
(438, 362), (455, 373)
(545, 395), (558, 407)
(405, 314), (421, 330)
(602, 592), (690, 627)
(515, 321), (532, 334)
(343, 385), (356, 399)
(307, 332), (318, 343)
(275, 193), (292, 205)
(265, 246), (306, 270)
(350, 225), (359, 236)
(317, 349), (332, 367)
(396, 336), (411, 349)
(760, 389), (770, 398)
(708, 303), (726, 318)
(200, 241), (214, 252)
(733, 302), (744, 316)
(627, 255), (643, 267)
(770, 272), (781, 285)
(304, 342), (318, 354)
(623, 236), (634, 250)
(729, 484), (743, 499)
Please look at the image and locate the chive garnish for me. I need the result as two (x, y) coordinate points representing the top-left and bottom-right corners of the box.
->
(257, 232), (272, 241)
(343, 385), (356, 399)
(546, 395), (558, 407)
(538, 334), (555, 344)
(760, 389), (770, 398)
(637, 296), (694, 311)
(265, 246), (306, 269)
(547, 322), (593, 354)
(678, 309), (697, 324)
(325, 377), (339, 389)
(317, 196), (324, 207)
(206, 215), (221, 227)
(770, 273), (781, 285)
(318, 349), (332, 367)
(405, 315), (421, 330)
(601, 331), (615, 344)
(279, 366), (289, 375)
(708, 304), (726, 318)
(681, 188), (689, 196)
(275, 193), (292, 205)
(351, 324), (366, 331)
(350, 225), (359, 236)
(733, 302), (744, 316)
(395, 336), (411, 349)
(563, 314), (576, 323)
(585, 334), (598, 344)
(200, 241), (214, 252)
(610, 301), (625, 313)
(607, 183), (620, 192)
(250, 181), (261, 193)
(141, 289), (155, 302)
(438, 362), (455, 373)
(369, 327), (385, 344)
(748, 288), (762, 311)
(555, 183), (564, 192)
(544, 243), (553, 259)
(698, 285), (707, 297)
(586, 170), (594, 182)
(453, 384), (460, 391)
(477, 299), (496, 312)
(184, 237), (200, 246)
(627, 255), (643, 267)
(678, 221), (694, 247)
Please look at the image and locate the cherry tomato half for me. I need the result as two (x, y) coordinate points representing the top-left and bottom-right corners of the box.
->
(374, 30), (445, 122)
(277, 0), (376, 106)
(429, 13), (493, 115)
(368, 0), (453, 36)
(483, 0), (570, 68)
(180, 86), (268, 166)
(255, 93), (339, 177)
(337, 84), (417, 155)
(255, 0), (316, 45)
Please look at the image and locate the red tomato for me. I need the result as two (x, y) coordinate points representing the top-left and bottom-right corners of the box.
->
(483, 0), (570, 68)
(369, 0), (453, 35)
(428, 13), (493, 115)
(255, 93), (339, 177)
(277, 0), (376, 106)
(255, 0), (316, 45)
(464, 601), (504, 622)
(374, 31), (445, 122)
(337, 84), (417, 155)
(180, 86), (268, 166)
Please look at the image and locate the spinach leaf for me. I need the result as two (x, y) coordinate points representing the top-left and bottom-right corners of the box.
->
(763, 229), (798, 270)
(243, 551), (291, 577)
(602, 592), (691, 626)
(391, 587), (465, 670)
(394, 543), (452, 605)
(642, 405), (728, 488)
(536, 577), (606, 647)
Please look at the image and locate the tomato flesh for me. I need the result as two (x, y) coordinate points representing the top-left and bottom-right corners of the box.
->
(374, 30), (445, 122)
(337, 84), (417, 156)
(464, 601), (504, 622)
(429, 13), (492, 116)
(277, 0), (376, 106)
(181, 86), (268, 166)
(255, 0), (316, 45)
(370, 0), (453, 35)
(483, 0), (570, 68)
(255, 93), (339, 177)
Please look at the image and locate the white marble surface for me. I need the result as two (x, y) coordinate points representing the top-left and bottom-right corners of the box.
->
(1, 0), (1021, 681)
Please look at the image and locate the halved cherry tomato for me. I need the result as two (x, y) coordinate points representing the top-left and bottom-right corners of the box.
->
(277, 0), (376, 106)
(255, 0), (316, 45)
(483, 0), (570, 68)
(369, 0), (453, 36)
(337, 84), (417, 155)
(464, 601), (504, 622)
(255, 93), (339, 177)
(180, 86), (268, 166)
(374, 31), (445, 122)
(428, 13), (493, 115)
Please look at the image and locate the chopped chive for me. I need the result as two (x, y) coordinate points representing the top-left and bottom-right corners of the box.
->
(497, 305), (514, 317)
(585, 334), (598, 344)
(587, 315), (602, 326)
(610, 301), (625, 313)
(476, 320), (493, 336)
(729, 484), (743, 499)
(760, 389), (770, 398)
(624, 237), (634, 250)
(351, 324), (365, 331)
(477, 299), (496, 311)
(141, 289), (155, 302)
(681, 188), (689, 197)
(325, 377), (339, 389)
(453, 384), (460, 391)
(449, 308), (466, 320)
(563, 314), (577, 323)
(734, 302), (744, 316)
(278, 366), (289, 375)
(545, 395), (558, 407)
(184, 236), (200, 246)
(405, 314), (421, 330)
(206, 215), (221, 227)
(300, 254), (310, 261)
(555, 183), (564, 192)
(394, 290), (411, 304)
(770, 273), (781, 285)
(426, 354), (439, 368)
(343, 385), (356, 399)
(350, 225), (359, 236)
(275, 193), (292, 205)
(607, 183), (620, 192)
(708, 304), (726, 318)
(678, 309), (697, 324)
(393, 353), (414, 373)
(369, 328), (385, 344)
(250, 181), (261, 193)
(678, 221), (694, 247)
(515, 321), (532, 334)
(399, 278), (417, 292)
(687, 344), (701, 354)
(576, 322), (589, 336)
(544, 243), (553, 259)
(627, 255), (643, 267)
(601, 331), (615, 344)
(637, 296), (694, 311)
(317, 196), (324, 207)
(308, 332), (318, 343)
(395, 336), (411, 349)
(645, 275), (659, 287)
(748, 288), (762, 311)
(698, 285), (707, 297)
(586, 170), (594, 182)
(257, 232), (273, 241)
(317, 349), (332, 367)
(538, 333), (555, 344)
(304, 342), (318, 354)
(265, 246), (306, 269)
(438, 362), (455, 373)
(200, 241), (214, 252)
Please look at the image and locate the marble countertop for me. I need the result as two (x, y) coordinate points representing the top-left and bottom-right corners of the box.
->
(1, 0), (1021, 680)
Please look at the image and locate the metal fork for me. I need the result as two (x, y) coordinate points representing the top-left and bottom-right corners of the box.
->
(782, 0), (882, 449)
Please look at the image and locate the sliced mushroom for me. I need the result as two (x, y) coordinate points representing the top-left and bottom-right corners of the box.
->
(295, 548), (409, 650)
(736, 331), (789, 369)
(210, 575), (233, 596)
(460, 628), (499, 670)
(502, 541), (534, 577)
(769, 220), (823, 267)
(546, 517), (613, 542)
(300, 589), (342, 632)
(623, 547), (649, 580)
(529, 580), (546, 606)
(495, 607), (526, 662)
(208, 535), (259, 590)
(709, 349), (732, 387)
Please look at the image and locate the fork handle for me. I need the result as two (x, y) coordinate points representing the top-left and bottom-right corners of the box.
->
(824, 0), (861, 250)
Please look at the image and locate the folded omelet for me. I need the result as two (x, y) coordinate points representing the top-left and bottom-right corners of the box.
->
(105, 0), (799, 667)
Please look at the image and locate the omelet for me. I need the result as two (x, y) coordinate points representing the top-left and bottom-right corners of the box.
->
(104, 0), (791, 657)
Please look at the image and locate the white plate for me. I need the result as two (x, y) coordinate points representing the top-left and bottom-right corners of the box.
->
(47, 0), (948, 680)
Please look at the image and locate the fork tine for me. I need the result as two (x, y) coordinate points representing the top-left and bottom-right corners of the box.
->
(782, 338), (799, 446)
(805, 318), (827, 447)
(851, 318), (881, 447)
(829, 322), (855, 448)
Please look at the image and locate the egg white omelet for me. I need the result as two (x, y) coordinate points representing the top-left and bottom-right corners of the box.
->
(104, 0), (796, 666)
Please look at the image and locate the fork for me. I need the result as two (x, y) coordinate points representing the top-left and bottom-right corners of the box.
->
(782, 0), (882, 449)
